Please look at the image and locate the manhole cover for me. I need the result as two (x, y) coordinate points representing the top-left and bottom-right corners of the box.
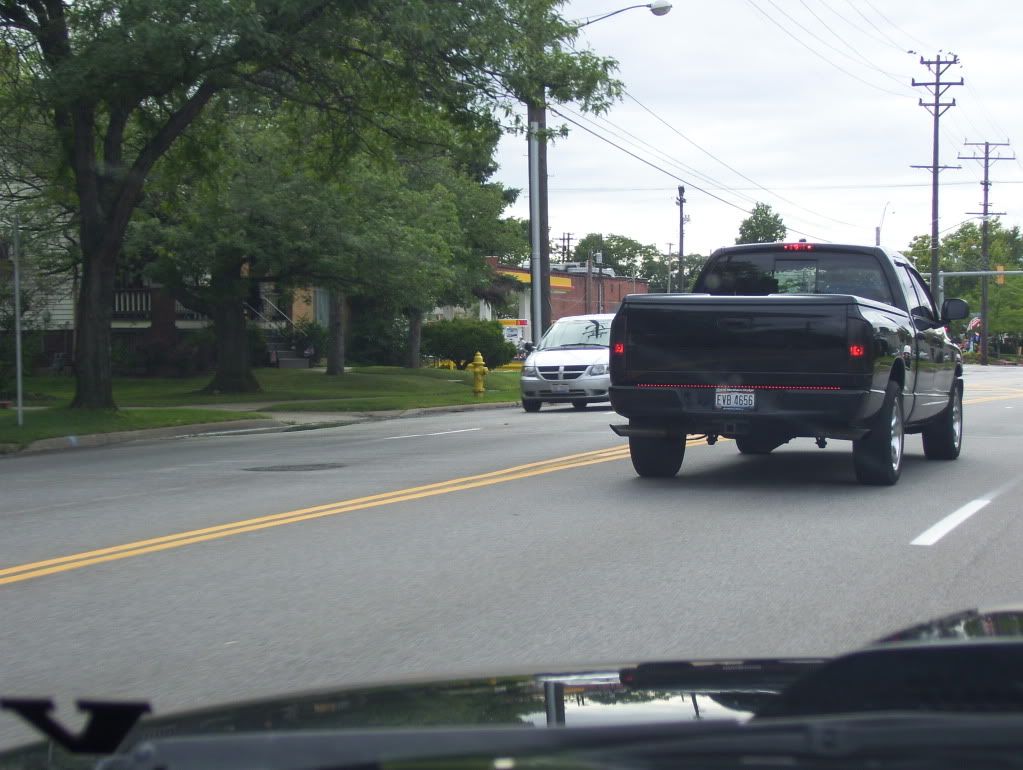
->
(244, 463), (346, 472)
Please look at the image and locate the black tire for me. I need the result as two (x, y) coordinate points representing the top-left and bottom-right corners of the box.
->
(522, 399), (542, 413)
(571, 400), (588, 410)
(629, 435), (685, 478)
(922, 380), (963, 460)
(853, 381), (904, 486)
(735, 435), (783, 455)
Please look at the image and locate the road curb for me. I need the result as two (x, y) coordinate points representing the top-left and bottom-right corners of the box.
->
(1, 402), (521, 456)
(5, 419), (284, 456)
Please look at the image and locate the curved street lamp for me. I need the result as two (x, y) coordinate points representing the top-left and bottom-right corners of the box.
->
(578, 1), (672, 27)
(528, 2), (672, 345)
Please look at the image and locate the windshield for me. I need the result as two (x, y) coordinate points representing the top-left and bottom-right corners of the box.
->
(538, 318), (611, 349)
(698, 251), (896, 305)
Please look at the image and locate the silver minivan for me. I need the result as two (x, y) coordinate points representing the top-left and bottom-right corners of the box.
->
(520, 313), (614, 412)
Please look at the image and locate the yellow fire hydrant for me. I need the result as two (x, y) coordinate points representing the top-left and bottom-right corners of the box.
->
(467, 351), (489, 396)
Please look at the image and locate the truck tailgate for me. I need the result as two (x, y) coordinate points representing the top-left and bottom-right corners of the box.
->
(619, 295), (856, 380)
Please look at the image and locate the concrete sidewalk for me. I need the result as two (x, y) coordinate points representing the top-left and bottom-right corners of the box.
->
(2, 400), (520, 456)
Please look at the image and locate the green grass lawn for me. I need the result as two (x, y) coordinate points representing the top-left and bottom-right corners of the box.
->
(20, 366), (521, 408)
(0, 408), (265, 449)
(18, 361), (519, 411)
(262, 371), (520, 411)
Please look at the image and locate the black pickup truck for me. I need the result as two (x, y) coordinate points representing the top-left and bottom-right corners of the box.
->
(609, 242), (969, 485)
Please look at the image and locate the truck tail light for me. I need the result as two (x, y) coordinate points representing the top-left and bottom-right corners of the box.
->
(612, 342), (625, 356)
(846, 317), (872, 364)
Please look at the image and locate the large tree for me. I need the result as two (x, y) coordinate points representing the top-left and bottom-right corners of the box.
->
(129, 115), (350, 392)
(0, 0), (620, 407)
(736, 202), (787, 244)
(905, 220), (1023, 336)
(571, 232), (705, 293)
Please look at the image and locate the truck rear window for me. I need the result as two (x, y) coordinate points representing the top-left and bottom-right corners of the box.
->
(697, 251), (895, 305)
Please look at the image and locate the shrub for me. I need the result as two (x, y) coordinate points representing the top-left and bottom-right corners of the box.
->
(111, 337), (146, 375)
(347, 310), (408, 366)
(285, 319), (326, 364)
(421, 318), (516, 370)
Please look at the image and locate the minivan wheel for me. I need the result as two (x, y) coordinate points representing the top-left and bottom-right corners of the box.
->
(629, 435), (685, 478)
(922, 380), (963, 460)
(522, 399), (542, 413)
(853, 381), (904, 486)
(571, 400), (588, 410)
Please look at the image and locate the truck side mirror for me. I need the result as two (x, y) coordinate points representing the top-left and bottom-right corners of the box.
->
(941, 298), (969, 322)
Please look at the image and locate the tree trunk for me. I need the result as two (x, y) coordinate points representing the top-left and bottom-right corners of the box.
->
(203, 270), (260, 394)
(325, 289), (345, 376)
(71, 252), (117, 408)
(406, 310), (423, 369)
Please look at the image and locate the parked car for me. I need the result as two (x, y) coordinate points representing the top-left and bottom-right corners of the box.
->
(520, 313), (614, 412)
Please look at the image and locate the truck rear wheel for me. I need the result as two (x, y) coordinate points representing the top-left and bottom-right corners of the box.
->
(922, 380), (963, 460)
(853, 381), (904, 486)
(629, 435), (685, 478)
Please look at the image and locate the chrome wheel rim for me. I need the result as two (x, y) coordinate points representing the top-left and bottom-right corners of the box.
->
(890, 398), (903, 471)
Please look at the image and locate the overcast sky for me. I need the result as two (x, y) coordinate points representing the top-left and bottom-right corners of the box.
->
(492, 0), (1023, 262)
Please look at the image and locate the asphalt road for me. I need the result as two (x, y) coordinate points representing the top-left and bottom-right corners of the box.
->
(2, 364), (1022, 748)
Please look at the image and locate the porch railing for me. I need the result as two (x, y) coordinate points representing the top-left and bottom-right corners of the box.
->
(113, 289), (208, 322)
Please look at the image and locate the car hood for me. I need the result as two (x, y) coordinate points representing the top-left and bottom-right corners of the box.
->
(525, 348), (609, 368)
(4, 606), (1023, 767)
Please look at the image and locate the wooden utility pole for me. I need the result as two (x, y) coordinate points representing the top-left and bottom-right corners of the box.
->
(911, 54), (963, 291)
(959, 140), (1013, 366)
(676, 186), (689, 291)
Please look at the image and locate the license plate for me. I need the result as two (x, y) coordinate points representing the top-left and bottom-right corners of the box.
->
(715, 389), (755, 410)
(552, 382), (569, 394)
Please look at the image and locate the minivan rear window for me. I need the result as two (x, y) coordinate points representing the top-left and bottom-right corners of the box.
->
(697, 250), (895, 306)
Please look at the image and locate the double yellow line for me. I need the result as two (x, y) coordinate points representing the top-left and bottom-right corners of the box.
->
(2, 442), (670, 586)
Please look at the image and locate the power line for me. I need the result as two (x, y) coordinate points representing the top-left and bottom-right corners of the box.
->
(548, 107), (751, 213)
(843, 0), (904, 51)
(624, 92), (859, 228)
(558, 104), (761, 208)
(548, 180), (1023, 193)
(860, 0), (934, 52)
(578, 105), (855, 236)
(815, 0), (907, 54)
(745, 0), (906, 97)
(775, 0), (909, 84)
(548, 106), (832, 243)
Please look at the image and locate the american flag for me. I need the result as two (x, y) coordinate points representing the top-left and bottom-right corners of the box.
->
(967, 316), (982, 331)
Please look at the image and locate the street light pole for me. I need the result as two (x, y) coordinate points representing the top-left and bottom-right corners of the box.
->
(528, 101), (544, 346)
(6, 215), (24, 426)
(527, 1), (671, 344)
(13, 218), (22, 427)
(875, 202), (891, 246)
